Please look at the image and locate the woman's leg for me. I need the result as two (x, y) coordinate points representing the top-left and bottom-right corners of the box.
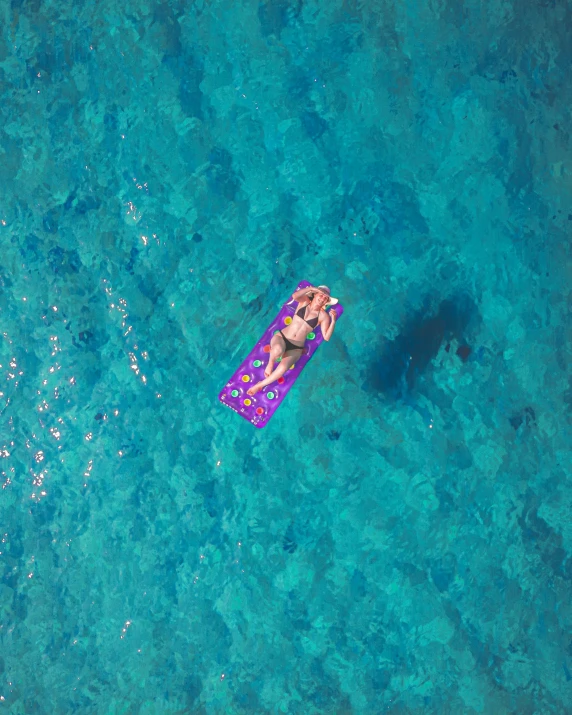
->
(265, 333), (286, 377)
(247, 352), (301, 395)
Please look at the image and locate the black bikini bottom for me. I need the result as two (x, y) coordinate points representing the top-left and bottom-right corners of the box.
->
(279, 330), (304, 353)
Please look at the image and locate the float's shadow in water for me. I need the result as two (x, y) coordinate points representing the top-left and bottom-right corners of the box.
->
(365, 294), (477, 399)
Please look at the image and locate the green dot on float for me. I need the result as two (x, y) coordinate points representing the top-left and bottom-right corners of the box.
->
(231, 390), (239, 397)
(253, 360), (262, 367)
(267, 392), (275, 399)
(308, 332), (315, 339)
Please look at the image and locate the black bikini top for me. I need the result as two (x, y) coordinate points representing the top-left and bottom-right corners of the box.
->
(296, 304), (320, 330)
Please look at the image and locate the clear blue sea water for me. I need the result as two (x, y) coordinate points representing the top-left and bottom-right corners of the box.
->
(1, 0), (571, 712)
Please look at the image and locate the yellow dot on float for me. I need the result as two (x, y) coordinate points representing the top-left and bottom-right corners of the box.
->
(244, 398), (251, 406)
(289, 365), (295, 370)
(284, 316), (292, 325)
(242, 375), (250, 382)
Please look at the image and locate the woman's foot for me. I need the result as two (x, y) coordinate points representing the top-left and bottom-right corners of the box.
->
(247, 383), (263, 396)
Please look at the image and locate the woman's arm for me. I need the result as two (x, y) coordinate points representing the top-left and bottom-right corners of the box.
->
(321, 309), (337, 341)
(292, 285), (317, 301)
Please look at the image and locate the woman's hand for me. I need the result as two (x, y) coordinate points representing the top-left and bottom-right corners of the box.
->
(293, 286), (318, 301)
(329, 308), (337, 321)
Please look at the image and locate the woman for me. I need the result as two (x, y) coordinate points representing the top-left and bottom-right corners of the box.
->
(246, 285), (338, 396)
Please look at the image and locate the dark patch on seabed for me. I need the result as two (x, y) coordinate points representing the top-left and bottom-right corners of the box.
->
(365, 294), (477, 399)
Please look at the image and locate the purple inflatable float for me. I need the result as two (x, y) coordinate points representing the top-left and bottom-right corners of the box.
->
(219, 280), (344, 428)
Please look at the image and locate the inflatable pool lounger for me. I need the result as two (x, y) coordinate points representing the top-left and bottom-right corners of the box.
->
(219, 280), (344, 428)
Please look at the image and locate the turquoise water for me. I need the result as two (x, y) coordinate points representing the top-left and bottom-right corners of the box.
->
(1, 0), (571, 711)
